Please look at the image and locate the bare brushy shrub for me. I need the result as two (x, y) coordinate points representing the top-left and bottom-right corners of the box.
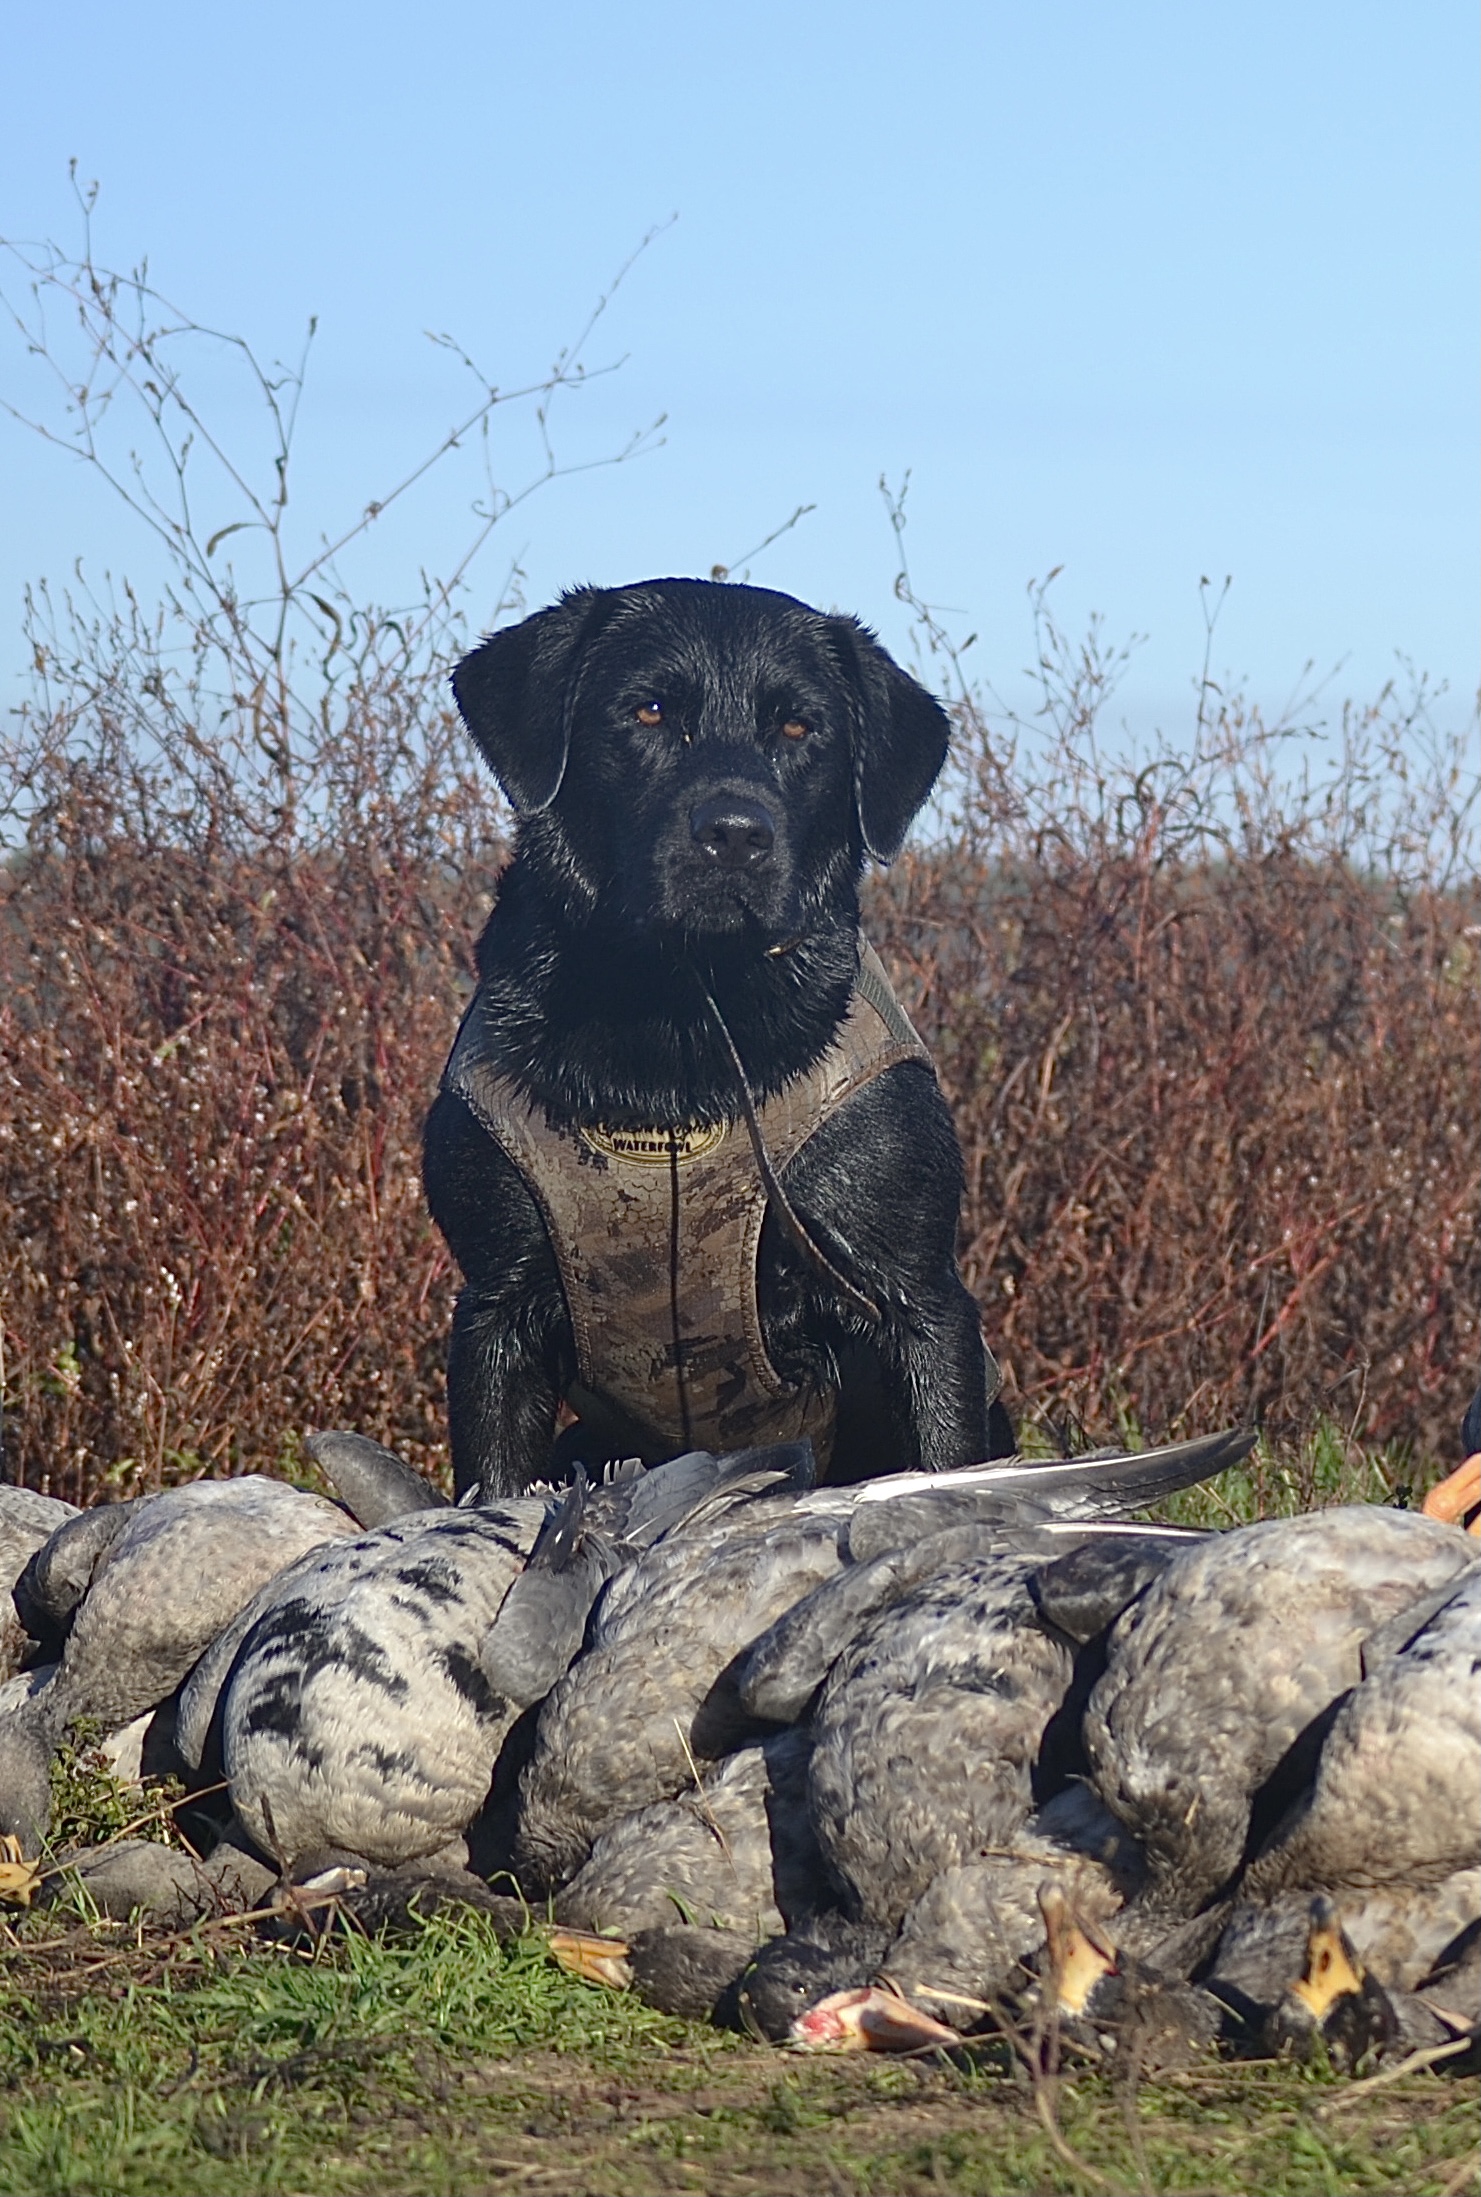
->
(868, 528), (1479, 1470)
(0, 192), (653, 1496)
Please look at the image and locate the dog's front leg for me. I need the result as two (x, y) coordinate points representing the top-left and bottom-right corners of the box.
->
(424, 1091), (574, 1498)
(446, 1289), (564, 1499)
(771, 1063), (1005, 1478)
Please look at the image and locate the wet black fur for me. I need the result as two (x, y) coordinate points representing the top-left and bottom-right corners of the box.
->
(423, 578), (1009, 1496)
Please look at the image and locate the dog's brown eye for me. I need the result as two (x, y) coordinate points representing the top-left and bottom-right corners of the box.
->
(634, 699), (664, 726)
(781, 717), (810, 741)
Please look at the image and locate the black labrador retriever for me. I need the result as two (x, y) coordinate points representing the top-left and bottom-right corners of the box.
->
(423, 578), (1010, 1496)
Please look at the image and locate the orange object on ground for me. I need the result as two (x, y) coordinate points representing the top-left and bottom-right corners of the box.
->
(1421, 1455), (1481, 1532)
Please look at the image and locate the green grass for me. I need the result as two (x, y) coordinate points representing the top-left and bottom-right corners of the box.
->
(0, 1905), (1474, 2196)
(1156, 1417), (1425, 1530)
(46, 1727), (186, 1856)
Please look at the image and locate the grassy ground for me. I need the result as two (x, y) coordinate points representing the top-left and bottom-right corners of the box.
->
(0, 1903), (1475, 2197)
(2, 1424), (1474, 2197)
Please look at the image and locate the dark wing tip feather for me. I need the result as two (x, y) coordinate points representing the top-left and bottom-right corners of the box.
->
(981, 1428), (1256, 1518)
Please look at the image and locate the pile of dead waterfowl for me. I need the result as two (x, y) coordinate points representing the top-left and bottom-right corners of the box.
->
(1, 1423), (1478, 2079)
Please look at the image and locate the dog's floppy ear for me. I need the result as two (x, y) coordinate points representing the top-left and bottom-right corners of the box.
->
(828, 617), (951, 863)
(451, 588), (612, 814)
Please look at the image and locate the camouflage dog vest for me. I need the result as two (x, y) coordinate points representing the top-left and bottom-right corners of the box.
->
(442, 940), (932, 1467)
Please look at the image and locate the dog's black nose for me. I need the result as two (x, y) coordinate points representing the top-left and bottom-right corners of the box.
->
(689, 793), (776, 868)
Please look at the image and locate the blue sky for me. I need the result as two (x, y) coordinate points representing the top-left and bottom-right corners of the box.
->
(1, 1), (1476, 740)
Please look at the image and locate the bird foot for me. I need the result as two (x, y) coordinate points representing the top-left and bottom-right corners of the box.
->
(546, 1928), (633, 1989)
(1421, 1455), (1481, 1532)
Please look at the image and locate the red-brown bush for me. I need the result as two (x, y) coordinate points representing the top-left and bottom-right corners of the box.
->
(2, 670), (1475, 1502)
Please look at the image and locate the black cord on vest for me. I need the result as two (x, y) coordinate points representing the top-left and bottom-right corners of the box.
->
(691, 972), (883, 1328)
(667, 1132), (695, 1449)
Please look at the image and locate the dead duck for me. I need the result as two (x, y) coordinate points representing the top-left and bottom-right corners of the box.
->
(1083, 1507), (1480, 1918)
(0, 1477), (357, 1851)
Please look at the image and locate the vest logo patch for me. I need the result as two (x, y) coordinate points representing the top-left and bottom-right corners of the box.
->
(580, 1122), (727, 1165)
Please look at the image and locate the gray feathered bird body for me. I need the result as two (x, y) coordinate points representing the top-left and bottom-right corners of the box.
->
(221, 1504), (544, 1866)
(515, 1505), (846, 1887)
(1246, 1566), (1481, 1899)
(807, 1552), (1077, 1929)
(1085, 1507), (1480, 1912)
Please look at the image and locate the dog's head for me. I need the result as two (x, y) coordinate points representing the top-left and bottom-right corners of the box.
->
(451, 579), (950, 942)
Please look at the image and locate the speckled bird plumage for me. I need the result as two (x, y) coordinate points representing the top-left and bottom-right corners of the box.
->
(1084, 1507), (1480, 1912)
(555, 1727), (822, 1941)
(0, 1477), (357, 1849)
(515, 1506), (846, 1887)
(806, 1552), (1077, 1930)
(221, 1505), (546, 1867)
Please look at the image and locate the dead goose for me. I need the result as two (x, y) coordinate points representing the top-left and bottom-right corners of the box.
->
(805, 1551), (1081, 1934)
(1083, 1507), (1481, 1918)
(11, 1497), (141, 1657)
(1211, 1565), (1481, 2012)
(515, 1436), (1242, 1892)
(833, 1429), (1254, 1560)
(40, 1837), (277, 1927)
(480, 1440), (817, 1714)
(219, 1503), (548, 1868)
(625, 1925), (763, 2022)
(733, 1528), (1204, 2041)
(0, 1487), (77, 1677)
(303, 1430), (451, 1528)
(1260, 1897), (1425, 2068)
(878, 1784), (1149, 2025)
(554, 1727), (823, 1944)
(175, 1440), (802, 1784)
(1029, 1882), (1225, 2072)
(515, 1504), (846, 1888)
(1208, 1872), (1481, 2027)
(739, 1520), (1202, 1727)
(0, 1477), (357, 1850)
(610, 1772), (1154, 2037)
(742, 1781), (1149, 2043)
